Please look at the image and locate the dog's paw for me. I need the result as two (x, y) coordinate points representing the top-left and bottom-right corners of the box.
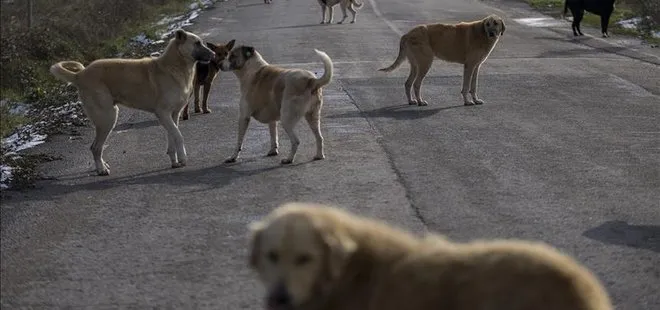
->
(408, 100), (418, 105)
(464, 101), (475, 106)
(224, 157), (237, 164)
(103, 162), (110, 169)
(281, 159), (293, 165)
(97, 169), (110, 176)
(350, 20), (355, 24)
(417, 100), (429, 106)
(202, 109), (212, 114)
(602, 33), (609, 38)
(267, 149), (279, 157)
(172, 162), (186, 169)
(313, 154), (325, 161)
(473, 99), (485, 105)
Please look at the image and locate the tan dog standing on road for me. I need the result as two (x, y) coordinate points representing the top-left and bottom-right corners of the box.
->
(50, 29), (215, 175)
(247, 202), (613, 310)
(318, 0), (364, 24)
(218, 46), (333, 164)
(380, 14), (505, 106)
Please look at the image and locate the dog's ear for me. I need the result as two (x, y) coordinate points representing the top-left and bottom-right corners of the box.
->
(242, 46), (256, 59)
(226, 39), (236, 51)
(206, 42), (218, 50)
(248, 221), (265, 269)
(320, 227), (357, 279)
(500, 19), (506, 35)
(175, 29), (187, 41)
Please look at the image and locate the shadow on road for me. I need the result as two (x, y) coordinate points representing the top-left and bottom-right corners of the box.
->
(327, 104), (464, 121)
(583, 220), (660, 253)
(114, 120), (160, 132)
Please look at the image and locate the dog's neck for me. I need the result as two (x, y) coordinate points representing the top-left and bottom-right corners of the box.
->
(156, 39), (195, 88)
(234, 51), (269, 84)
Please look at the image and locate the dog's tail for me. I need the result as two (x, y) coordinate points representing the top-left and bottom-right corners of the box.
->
(378, 35), (407, 73)
(312, 49), (334, 91)
(50, 61), (85, 86)
(561, 0), (568, 19)
(350, 0), (364, 8)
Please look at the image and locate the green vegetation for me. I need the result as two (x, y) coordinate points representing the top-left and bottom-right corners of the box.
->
(525, 0), (660, 44)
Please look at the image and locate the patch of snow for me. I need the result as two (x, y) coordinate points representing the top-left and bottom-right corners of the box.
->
(0, 165), (12, 189)
(617, 17), (643, 30)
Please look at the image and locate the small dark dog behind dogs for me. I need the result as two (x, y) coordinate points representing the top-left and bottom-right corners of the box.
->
(562, 0), (616, 37)
(182, 39), (236, 120)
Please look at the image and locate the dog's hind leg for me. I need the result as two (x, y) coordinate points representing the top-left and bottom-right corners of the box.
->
(337, 1), (348, 24)
(469, 63), (485, 105)
(305, 106), (325, 161)
(411, 52), (433, 106)
(201, 83), (212, 113)
(327, 6), (335, 24)
(280, 99), (304, 165)
(157, 110), (187, 168)
(193, 82), (202, 113)
(405, 63), (418, 105)
(320, 5), (327, 23)
(461, 63), (478, 106)
(82, 96), (118, 176)
(573, 10), (585, 36)
(348, 3), (358, 23)
(600, 13), (611, 37)
(267, 121), (279, 156)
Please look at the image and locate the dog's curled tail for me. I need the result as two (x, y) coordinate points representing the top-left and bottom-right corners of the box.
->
(50, 61), (85, 86)
(312, 49), (334, 91)
(378, 35), (407, 73)
(350, 0), (364, 8)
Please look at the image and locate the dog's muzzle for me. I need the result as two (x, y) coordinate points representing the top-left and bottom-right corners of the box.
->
(219, 60), (233, 72)
(266, 282), (293, 310)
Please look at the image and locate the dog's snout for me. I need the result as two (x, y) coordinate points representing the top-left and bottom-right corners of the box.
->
(267, 283), (291, 308)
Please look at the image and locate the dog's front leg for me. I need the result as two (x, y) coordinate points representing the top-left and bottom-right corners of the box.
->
(469, 63), (484, 105)
(320, 5), (327, 23)
(328, 6), (334, 24)
(337, 2), (348, 24)
(267, 121), (279, 156)
(461, 63), (476, 106)
(158, 110), (187, 168)
(225, 116), (251, 163)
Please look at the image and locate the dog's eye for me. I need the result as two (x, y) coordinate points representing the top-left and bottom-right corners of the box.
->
(267, 251), (279, 264)
(294, 255), (312, 266)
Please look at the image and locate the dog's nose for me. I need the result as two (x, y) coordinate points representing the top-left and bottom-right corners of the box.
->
(267, 283), (291, 307)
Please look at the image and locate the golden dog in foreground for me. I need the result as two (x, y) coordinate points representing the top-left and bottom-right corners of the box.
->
(248, 202), (613, 310)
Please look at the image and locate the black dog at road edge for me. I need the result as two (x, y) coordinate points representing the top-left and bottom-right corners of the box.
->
(562, 0), (616, 37)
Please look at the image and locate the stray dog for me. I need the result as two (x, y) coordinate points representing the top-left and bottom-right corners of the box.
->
(50, 29), (215, 175)
(379, 14), (505, 106)
(318, 0), (364, 24)
(562, 0), (616, 37)
(248, 202), (614, 310)
(218, 46), (333, 164)
(182, 39), (236, 121)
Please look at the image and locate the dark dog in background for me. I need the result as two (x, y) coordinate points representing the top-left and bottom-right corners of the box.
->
(182, 39), (236, 121)
(562, 0), (616, 37)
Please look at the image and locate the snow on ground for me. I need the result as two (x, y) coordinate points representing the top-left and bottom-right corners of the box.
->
(617, 17), (660, 39)
(0, 0), (222, 190)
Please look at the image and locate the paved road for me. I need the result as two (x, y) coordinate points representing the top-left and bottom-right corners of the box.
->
(2, 0), (659, 308)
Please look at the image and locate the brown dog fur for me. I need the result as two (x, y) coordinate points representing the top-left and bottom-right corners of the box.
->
(181, 39), (236, 120)
(248, 202), (613, 310)
(379, 14), (505, 106)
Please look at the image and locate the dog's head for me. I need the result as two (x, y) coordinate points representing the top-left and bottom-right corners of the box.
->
(206, 39), (236, 66)
(173, 29), (216, 64)
(219, 45), (258, 72)
(248, 203), (357, 310)
(482, 14), (506, 38)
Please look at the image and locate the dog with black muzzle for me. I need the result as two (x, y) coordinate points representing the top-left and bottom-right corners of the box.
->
(218, 45), (333, 165)
(379, 14), (505, 107)
(181, 39), (236, 120)
(50, 29), (215, 175)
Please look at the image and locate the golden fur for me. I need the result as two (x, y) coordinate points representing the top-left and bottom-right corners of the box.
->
(49, 30), (215, 175)
(248, 202), (613, 310)
(218, 46), (333, 164)
(379, 14), (506, 106)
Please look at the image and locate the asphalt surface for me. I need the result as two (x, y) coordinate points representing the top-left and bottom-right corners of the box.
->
(2, 0), (659, 308)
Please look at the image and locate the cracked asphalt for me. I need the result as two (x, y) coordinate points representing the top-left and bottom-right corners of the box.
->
(2, 0), (659, 308)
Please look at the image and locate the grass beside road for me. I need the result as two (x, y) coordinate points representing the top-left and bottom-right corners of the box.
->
(525, 0), (660, 44)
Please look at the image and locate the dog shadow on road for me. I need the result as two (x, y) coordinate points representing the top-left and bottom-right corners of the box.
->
(583, 220), (660, 253)
(327, 104), (464, 121)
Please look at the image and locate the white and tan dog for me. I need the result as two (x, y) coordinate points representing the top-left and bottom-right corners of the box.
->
(380, 14), (506, 106)
(318, 0), (364, 24)
(50, 29), (215, 175)
(219, 46), (333, 165)
(248, 202), (614, 310)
